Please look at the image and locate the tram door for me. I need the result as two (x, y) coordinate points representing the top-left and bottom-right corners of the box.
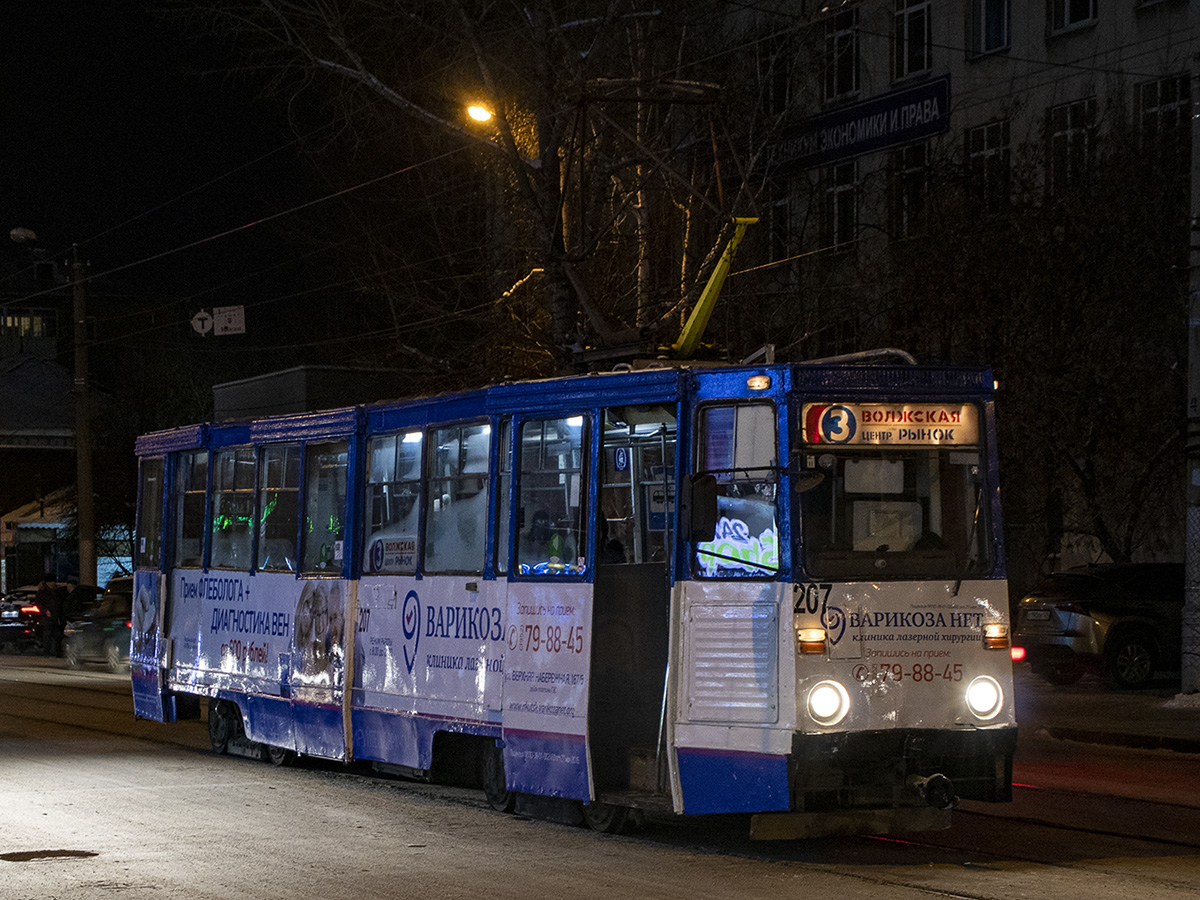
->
(589, 405), (675, 795)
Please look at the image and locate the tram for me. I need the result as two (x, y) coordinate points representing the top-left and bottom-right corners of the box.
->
(130, 358), (1016, 838)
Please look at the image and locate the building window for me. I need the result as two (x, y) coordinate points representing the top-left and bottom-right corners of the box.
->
(1049, 0), (1096, 33)
(1139, 73), (1191, 174)
(894, 0), (932, 80)
(824, 9), (859, 102)
(823, 162), (858, 249)
(891, 142), (929, 239)
(966, 119), (1010, 210)
(970, 0), (1010, 54)
(1048, 98), (1095, 193)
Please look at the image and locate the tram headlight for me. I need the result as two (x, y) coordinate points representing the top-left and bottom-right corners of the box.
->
(806, 680), (850, 727)
(965, 675), (1003, 720)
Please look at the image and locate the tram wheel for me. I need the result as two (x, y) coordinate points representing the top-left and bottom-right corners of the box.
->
(264, 744), (295, 767)
(208, 699), (238, 755)
(480, 743), (515, 813)
(581, 801), (630, 835)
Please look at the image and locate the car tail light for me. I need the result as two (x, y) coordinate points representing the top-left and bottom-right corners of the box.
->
(1010, 645), (1027, 663)
(20, 605), (40, 615)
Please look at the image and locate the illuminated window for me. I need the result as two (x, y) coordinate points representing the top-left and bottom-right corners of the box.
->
(173, 450), (208, 568)
(210, 448), (256, 569)
(693, 403), (778, 579)
(362, 432), (422, 574)
(258, 444), (300, 573)
(301, 442), (348, 574)
(424, 423), (491, 574)
(516, 417), (587, 576)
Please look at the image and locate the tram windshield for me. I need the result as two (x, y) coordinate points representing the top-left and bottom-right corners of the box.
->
(796, 402), (990, 580)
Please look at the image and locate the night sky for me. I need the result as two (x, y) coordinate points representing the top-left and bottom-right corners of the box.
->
(1, 4), (306, 304)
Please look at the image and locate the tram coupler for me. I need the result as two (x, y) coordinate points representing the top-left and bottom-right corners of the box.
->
(907, 773), (956, 809)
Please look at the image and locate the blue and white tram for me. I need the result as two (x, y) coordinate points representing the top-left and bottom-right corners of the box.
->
(130, 362), (1016, 837)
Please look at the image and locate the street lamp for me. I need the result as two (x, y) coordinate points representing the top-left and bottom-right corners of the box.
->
(466, 104), (493, 123)
(9, 227), (96, 588)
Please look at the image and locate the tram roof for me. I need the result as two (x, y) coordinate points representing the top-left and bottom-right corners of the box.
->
(134, 360), (994, 456)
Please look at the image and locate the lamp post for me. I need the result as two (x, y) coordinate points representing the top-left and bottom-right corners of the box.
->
(70, 244), (96, 588)
(8, 228), (96, 587)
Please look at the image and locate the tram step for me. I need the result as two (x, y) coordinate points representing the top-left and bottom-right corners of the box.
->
(629, 746), (665, 793)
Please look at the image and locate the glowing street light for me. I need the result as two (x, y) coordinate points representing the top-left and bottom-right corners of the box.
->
(466, 104), (493, 123)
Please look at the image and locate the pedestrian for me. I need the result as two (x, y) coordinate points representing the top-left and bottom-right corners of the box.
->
(36, 574), (60, 656)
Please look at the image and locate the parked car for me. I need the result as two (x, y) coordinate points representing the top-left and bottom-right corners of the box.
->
(0, 585), (45, 652)
(1013, 563), (1184, 688)
(63, 577), (133, 673)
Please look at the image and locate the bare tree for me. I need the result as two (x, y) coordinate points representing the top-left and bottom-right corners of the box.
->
(158, 1), (807, 377)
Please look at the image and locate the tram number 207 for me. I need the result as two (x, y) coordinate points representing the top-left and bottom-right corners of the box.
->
(793, 582), (832, 616)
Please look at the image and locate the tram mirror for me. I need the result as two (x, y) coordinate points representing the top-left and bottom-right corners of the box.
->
(685, 474), (718, 541)
(792, 470), (825, 493)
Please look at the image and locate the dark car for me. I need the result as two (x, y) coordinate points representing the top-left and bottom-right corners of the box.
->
(0, 586), (45, 652)
(63, 577), (133, 673)
(1013, 563), (1184, 688)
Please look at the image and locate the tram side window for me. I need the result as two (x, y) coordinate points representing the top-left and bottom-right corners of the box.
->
(301, 441), (348, 574)
(210, 447), (256, 570)
(517, 416), (587, 575)
(362, 431), (422, 574)
(136, 458), (164, 570)
(494, 418), (512, 574)
(173, 450), (208, 568)
(600, 405), (677, 565)
(258, 443), (300, 573)
(693, 403), (779, 578)
(425, 423), (490, 574)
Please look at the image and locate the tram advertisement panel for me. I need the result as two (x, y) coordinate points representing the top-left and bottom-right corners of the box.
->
(165, 571), (345, 704)
(352, 577), (506, 713)
(131, 570), (165, 720)
(501, 582), (593, 800)
(793, 579), (1014, 727)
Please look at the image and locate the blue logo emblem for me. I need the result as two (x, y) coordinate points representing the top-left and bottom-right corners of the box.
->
(823, 604), (847, 646)
(402, 590), (421, 673)
(820, 406), (857, 444)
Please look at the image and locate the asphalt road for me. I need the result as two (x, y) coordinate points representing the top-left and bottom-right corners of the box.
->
(2, 657), (1199, 900)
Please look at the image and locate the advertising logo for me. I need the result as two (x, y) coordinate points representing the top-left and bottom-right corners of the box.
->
(823, 604), (847, 646)
(402, 590), (421, 673)
(819, 405), (857, 444)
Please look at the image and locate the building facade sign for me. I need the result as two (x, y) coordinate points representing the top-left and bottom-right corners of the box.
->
(775, 76), (951, 171)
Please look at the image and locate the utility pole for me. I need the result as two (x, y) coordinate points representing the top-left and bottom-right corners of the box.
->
(1184, 65), (1200, 694)
(71, 245), (96, 587)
